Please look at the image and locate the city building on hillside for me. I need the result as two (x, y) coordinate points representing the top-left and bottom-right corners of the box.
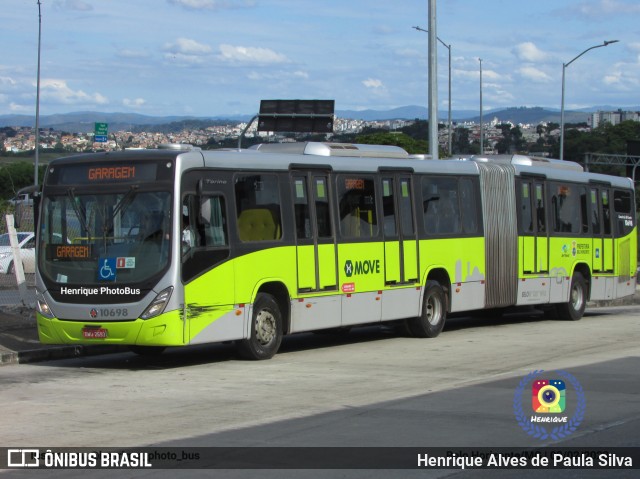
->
(589, 109), (640, 128)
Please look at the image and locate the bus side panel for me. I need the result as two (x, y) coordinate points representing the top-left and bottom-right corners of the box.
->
(337, 242), (384, 325)
(419, 237), (486, 313)
(185, 260), (242, 344)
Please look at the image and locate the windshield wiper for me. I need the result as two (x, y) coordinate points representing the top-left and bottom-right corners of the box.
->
(67, 188), (91, 242)
(111, 185), (138, 223)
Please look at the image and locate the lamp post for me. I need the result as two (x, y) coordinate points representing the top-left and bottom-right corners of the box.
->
(479, 58), (483, 155)
(559, 40), (619, 161)
(34, 0), (42, 187)
(413, 26), (452, 156)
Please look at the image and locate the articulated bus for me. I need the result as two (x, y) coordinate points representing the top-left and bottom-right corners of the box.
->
(33, 142), (637, 359)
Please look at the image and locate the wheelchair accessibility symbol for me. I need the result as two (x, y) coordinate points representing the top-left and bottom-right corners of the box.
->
(98, 257), (116, 281)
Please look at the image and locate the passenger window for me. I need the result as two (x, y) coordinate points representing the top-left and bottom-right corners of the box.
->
(293, 177), (311, 240)
(382, 178), (397, 237)
(182, 195), (227, 253)
(399, 178), (414, 237)
(520, 182), (533, 233)
(613, 189), (634, 237)
(459, 178), (478, 235)
(602, 190), (612, 235)
(590, 189), (600, 235)
(551, 183), (582, 234)
(421, 176), (461, 235)
(314, 177), (332, 238)
(535, 183), (546, 233)
(338, 176), (378, 239)
(235, 174), (282, 242)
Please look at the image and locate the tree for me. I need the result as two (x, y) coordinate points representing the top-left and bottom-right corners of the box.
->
(355, 132), (428, 155)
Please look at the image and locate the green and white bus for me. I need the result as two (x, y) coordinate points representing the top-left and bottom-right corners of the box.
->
(34, 142), (637, 359)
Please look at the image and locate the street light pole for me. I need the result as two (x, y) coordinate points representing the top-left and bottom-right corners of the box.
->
(413, 26), (452, 156)
(427, 0), (438, 160)
(479, 58), (483, 155)
(559, 40), (619, 161)
(35, 0), (42, 187)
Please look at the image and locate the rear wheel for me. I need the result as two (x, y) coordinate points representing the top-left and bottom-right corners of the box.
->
(407, 280), (447, 338)
(238, 293), (283, 360)
(555, 272), (587, 321)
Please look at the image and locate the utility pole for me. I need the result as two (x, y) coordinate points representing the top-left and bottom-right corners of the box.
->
(428, 0), (438, 159)
(479, 58), (483, 155)
(35, 0), (42, 187)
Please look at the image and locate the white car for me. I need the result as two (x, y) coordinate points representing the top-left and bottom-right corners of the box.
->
(8, 193), (33, 206)
(0, 232), (36, 275)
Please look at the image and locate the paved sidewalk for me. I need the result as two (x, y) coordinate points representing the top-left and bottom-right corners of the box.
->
(0, 307), (124, 366)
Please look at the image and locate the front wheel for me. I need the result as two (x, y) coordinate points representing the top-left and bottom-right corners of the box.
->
(407, 280), (447, 338)
(555, 272), (587, 321)
(237, 293), (283, 360)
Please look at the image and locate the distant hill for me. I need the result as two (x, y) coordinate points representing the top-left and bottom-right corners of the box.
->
(465, 106), (589, 125)
(1, 105), (637, 131)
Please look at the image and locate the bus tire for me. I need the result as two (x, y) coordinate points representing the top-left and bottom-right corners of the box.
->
(238, 293), (283, 360)
(555, 272), (587, 321)
(407, 281), (447, 338)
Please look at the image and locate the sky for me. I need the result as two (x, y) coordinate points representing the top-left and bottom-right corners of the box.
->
(1, 0), (640, 118)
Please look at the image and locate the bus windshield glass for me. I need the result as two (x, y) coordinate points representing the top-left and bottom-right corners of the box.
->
(38, 190), (172, 286)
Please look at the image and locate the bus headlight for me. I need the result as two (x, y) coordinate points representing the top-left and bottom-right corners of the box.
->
(141, 287), (173, 319)
(37, 298), (55, 318)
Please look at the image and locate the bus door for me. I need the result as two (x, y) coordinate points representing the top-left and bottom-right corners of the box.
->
(590, 187), (603, 272)
(380, 173), (420, 320)
(601, 189), (614, 273)
(291, 173), (338, 294)
(521, 180), (549, 274)
(593, 187), (614, 273)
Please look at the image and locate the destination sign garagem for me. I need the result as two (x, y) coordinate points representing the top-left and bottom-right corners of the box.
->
(47, 244), (93, 261)
(54, 162), (158, 185)
(87, 166), (136, 180)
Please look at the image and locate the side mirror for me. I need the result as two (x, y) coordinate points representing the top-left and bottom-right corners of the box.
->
(14, 185), (41, 229)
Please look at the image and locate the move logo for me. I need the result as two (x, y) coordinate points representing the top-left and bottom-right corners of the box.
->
(344, 259), (380, 277)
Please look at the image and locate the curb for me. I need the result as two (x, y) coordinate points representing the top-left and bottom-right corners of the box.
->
(0, 345), (126, 366)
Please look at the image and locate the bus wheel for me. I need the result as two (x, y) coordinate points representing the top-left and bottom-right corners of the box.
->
(129, 346), (166, 356)
(238, 293), (283, 360)
(407, 281), (447, 338)
(555, 272), (587, 321)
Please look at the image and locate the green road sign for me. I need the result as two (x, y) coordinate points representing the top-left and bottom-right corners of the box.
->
(94, 122), (108, 143)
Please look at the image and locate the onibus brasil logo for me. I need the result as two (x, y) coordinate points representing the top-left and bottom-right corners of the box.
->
(513, 369), (586, 441)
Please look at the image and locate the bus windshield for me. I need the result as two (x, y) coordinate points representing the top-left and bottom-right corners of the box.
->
(38, 190), (172, 286)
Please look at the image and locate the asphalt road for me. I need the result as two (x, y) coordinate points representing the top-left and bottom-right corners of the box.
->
(1, 305), (638, 478)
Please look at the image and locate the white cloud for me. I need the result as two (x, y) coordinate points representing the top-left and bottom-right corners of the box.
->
(38, 79), (108, 106)
(123, 98), (146, 108)
(117, 49), (150, 59)
(9, 102), (31, 113)
(218, 44), (288, 64)
(168, 0), (255, 10)
(576, 0), (640, 17)
(517, 66), (552, 83)
(513, 42), (548, 62)
(0, 76), (17, 88)
(363, 78), (384, 89)
(163, 38), (213, 65)
(164, 38), (212, 55)
(247, 70), (308, 81)
(53, 0), (93, 11)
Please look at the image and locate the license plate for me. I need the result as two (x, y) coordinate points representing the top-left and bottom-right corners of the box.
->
(82, 328), (108, 339)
